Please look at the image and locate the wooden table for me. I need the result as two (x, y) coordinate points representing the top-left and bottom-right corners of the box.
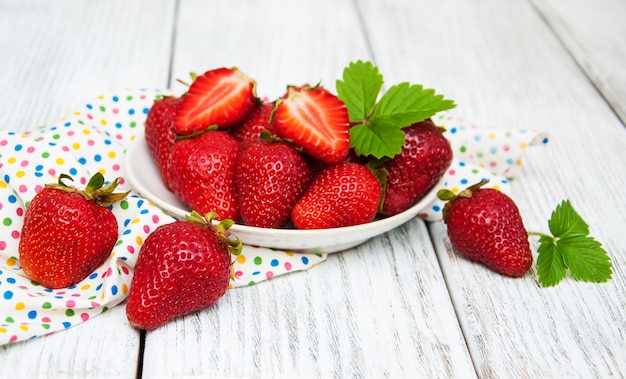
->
(1, 0), (625, 377)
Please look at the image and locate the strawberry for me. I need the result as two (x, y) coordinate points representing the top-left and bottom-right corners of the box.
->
(230, 101), (276, 143)
(144, 95), (183, 189)
(18, 173), (129, 289)
(438, 181), (533, 277)
(174, 67), (257, 135)
(273, 85), (350, 165)
(380, 119), (453, 216)
(292, 162), (381, 229)
(126, 212), (242, 330)
(168, 130), (241, 221)
(235, 133), (311, 228)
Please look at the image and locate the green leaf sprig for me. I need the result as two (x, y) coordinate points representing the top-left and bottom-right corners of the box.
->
(530, 200), (612, 287)
(336, 60), (456, 159)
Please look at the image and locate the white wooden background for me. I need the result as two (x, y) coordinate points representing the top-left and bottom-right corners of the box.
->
(1, 0), (625, 378)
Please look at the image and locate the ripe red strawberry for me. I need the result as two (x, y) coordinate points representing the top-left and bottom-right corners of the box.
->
(18, 173), (129, 289)
(126, 212), (242, 330)
(168, 131), (241, 221)
(235, 134), (311, 228)
(380, 118), (453, 216)
(438, 181), (533, 277)
(174, 67), (257, 135)
(292, 162), (381, 229)
(144, 95), (183, 189)
(273, 85), (350, 165)
(230, 101), (276, 142)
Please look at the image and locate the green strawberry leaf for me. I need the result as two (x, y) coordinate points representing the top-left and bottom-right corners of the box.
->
(370, 83), (456, 129)
(559, 235), (612, 283)
(548, 199), (589, 237)
(336, 60), (383, 122)
(336, 60), (456, 159)
(349, 120), (406, 159)
(535, 200), (612, 287)
(536, 235), (567, 287)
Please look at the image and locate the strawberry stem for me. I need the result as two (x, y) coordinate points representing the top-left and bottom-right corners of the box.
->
(458, 179), (489, 198)
(175, 125), (218, 140)
(527, 231), (551, 238)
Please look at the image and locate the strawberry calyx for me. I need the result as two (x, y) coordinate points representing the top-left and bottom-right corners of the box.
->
(258, 129), (281, 143)
(185, 211), (242, 257)
(174, 125), (219, 141)
(45, 172), (131, 207)
(185, 211), (243, 281)
(437, 179), (489, 222)
(257, 129), (303, 152)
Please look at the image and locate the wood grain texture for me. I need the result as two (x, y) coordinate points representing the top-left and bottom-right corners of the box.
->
(0, 1), (175, 378)
(170, 0), (374, 99)
(532, 0), (626, 125)
(357, 0), (626, 376)
(0, 0), (175, 134)
(0, 306), (139, 379)
(142, 219), (475, 378)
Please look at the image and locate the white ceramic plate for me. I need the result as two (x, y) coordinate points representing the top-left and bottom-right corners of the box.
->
(125, 131), (443, 254)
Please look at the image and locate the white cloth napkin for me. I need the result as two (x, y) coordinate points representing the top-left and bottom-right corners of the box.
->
(0, 89), (327, 345)
(420, 112), (550, 221)
(0, 89), (548, 345)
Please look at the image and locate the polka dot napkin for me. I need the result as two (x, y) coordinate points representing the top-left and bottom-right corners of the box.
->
(0, 89), (548, 345)
(420, 112), (550, 221)
(0, 89), (326, 345)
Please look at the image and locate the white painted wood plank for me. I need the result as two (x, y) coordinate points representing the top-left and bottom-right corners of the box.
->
(0, 307), (139, 379)
(532, 0), (626, 124)
(169, 0), (373, 100)
(0, 0), (175, 133)
(142, 219), (475, 378)
(0, 1), (175, 378)
(357, 0), (626, 376)
(141, 0), (475, 377)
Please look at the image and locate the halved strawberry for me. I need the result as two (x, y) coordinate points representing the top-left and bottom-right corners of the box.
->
(273, 85), (350, 165)
(174, 67), (257, 135)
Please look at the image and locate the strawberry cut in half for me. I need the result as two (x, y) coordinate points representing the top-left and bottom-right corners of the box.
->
(174, 67), (257, 135)
(273, 85), (350, 165)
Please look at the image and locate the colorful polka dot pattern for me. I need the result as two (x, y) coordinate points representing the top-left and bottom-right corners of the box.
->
(232, 246), (325, 286)
(419, 113), (550, 221)
(0, 89), (326, 345)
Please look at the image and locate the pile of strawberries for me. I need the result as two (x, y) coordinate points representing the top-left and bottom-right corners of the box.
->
(145, 66), (453, 229)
